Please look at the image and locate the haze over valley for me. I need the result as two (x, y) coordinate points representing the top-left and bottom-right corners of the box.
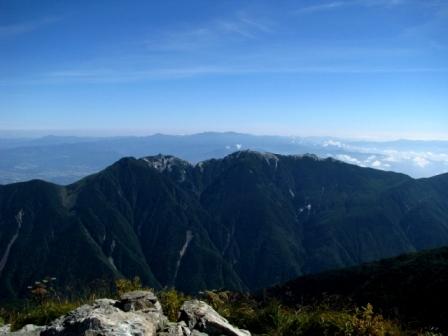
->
(0, 132), (447, 185)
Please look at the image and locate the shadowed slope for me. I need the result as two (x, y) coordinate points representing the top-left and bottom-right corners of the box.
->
(0, 151), (447, 299)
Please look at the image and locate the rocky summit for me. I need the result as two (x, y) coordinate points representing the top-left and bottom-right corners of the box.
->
(3, 290), (251, 336)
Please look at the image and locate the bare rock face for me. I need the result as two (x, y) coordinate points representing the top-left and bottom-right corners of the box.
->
(0, 325), (11, 335)
(116, 290), (163, 314)
(179, 300), (251, 336)
(41, 299), (160, 336)
(6, 324), (45, 336)
(190, 331), (208, 336)
(157, 321), (187, 336)
(9, 291), (251, 336)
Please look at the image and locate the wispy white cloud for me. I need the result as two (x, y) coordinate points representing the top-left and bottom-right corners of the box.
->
(145, 13), (272, 52)
(413, 156), (430, 167)
(238, 15), (273, 33)
(296, 0), (409, 14)
(401, 2), (448, 46)
(371, 160), (382, 167)
(296, 2), (349, 14)
(336, 154), (365, 166)
(2, 64), (448, 86)
(324, 139), (448, 174)
(363, 0), (407, 7)
(44, 66), (237, 82)
(0, 17), (61, 39)
(323, 139), (345, 148)
(213, 12), (273, 39)
(216, 20), (256, 39)
(381, 150), (448, 165)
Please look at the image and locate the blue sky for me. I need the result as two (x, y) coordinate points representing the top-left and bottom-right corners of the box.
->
(0, 0), (447, 139)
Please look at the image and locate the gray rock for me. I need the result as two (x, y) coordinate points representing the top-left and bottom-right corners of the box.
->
(0, 324), (10, 335)
(157, 321), (193, 336)
(116, 290), (163, 314)
(7, 291), (250, 336)
(158, 323), (184, 336)
(190, 331), (208, 336)
(41, 298), (159, 336)
(7, 324), (45, 336)
(179, 321), (191, 336)
(179, 300), (250, 336)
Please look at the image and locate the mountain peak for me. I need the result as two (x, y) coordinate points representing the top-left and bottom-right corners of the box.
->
(140, 154), (191, 173)
(226, 149), (278, 159)
(225, 150), (326, 164)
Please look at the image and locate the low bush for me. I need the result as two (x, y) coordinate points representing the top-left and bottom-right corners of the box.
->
(0, 281), (436, 335)
(8, 300), (80, 331)
(158, 288), (190, 321)
(200, 290), (405, 336)
(114, 276), (143, 296)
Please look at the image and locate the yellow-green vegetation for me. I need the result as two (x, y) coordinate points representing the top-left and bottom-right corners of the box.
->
(114, 276), (144, 296)
(8, 300), (80, 331)
(261, 303), (402, 336)
(201, 290), (258, 329)
(0, 277), (183, 331)
(158, 288), (190, 321)
(1, 276), (95, 331)
(1, 277), (133, 331)
(201, 290), (407, 336)
(0, 281), (442, 335)
(115, 277), (192, 322)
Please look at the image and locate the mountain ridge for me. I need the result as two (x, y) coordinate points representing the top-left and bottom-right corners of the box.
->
(1, 151), (448, 300)
(1, 133), (447, 185)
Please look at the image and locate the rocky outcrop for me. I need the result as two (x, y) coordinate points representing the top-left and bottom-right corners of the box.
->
(9, 291), (251, 336)
(115, 290), (163, 314)
(41, 298), (162, 336)
(179, 300), (250, 336)
(6, 324), (45, 336)
(0, 325), (11, 335)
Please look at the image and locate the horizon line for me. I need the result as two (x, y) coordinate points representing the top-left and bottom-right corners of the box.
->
(0, 129), (448, 142)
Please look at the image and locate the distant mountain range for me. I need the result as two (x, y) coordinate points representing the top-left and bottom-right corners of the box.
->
(1, 151), (448, 300)
(0, 132), (447, 184)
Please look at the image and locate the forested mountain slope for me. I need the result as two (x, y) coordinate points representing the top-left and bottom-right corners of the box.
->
(1, 151), (447, 300)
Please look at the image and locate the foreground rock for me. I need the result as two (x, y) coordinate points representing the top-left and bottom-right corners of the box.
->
(179, 300), (250, 336)
(7, 324), (45, 336)
(9, 291), (251, 336)
(41, 298), (162, 336)
(115, 290), (163, 314)
(0, 325), (11, 335)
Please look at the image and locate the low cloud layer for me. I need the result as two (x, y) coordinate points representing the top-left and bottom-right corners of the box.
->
(324, 139), (448, 177)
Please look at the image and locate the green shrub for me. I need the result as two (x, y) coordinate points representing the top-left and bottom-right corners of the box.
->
(207, 297), (404, 336)
(9, 300), (79, 331)
(201, 290), (258, 329)
(261, 301), (301, 336)
(350, 303), (402, 336)
(158, 288), (190, 321)
(420, 328), (444, 336)
(258, 302), (404, 336)
(114, 276), (143, 296)
(0, 280), (419, 335)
